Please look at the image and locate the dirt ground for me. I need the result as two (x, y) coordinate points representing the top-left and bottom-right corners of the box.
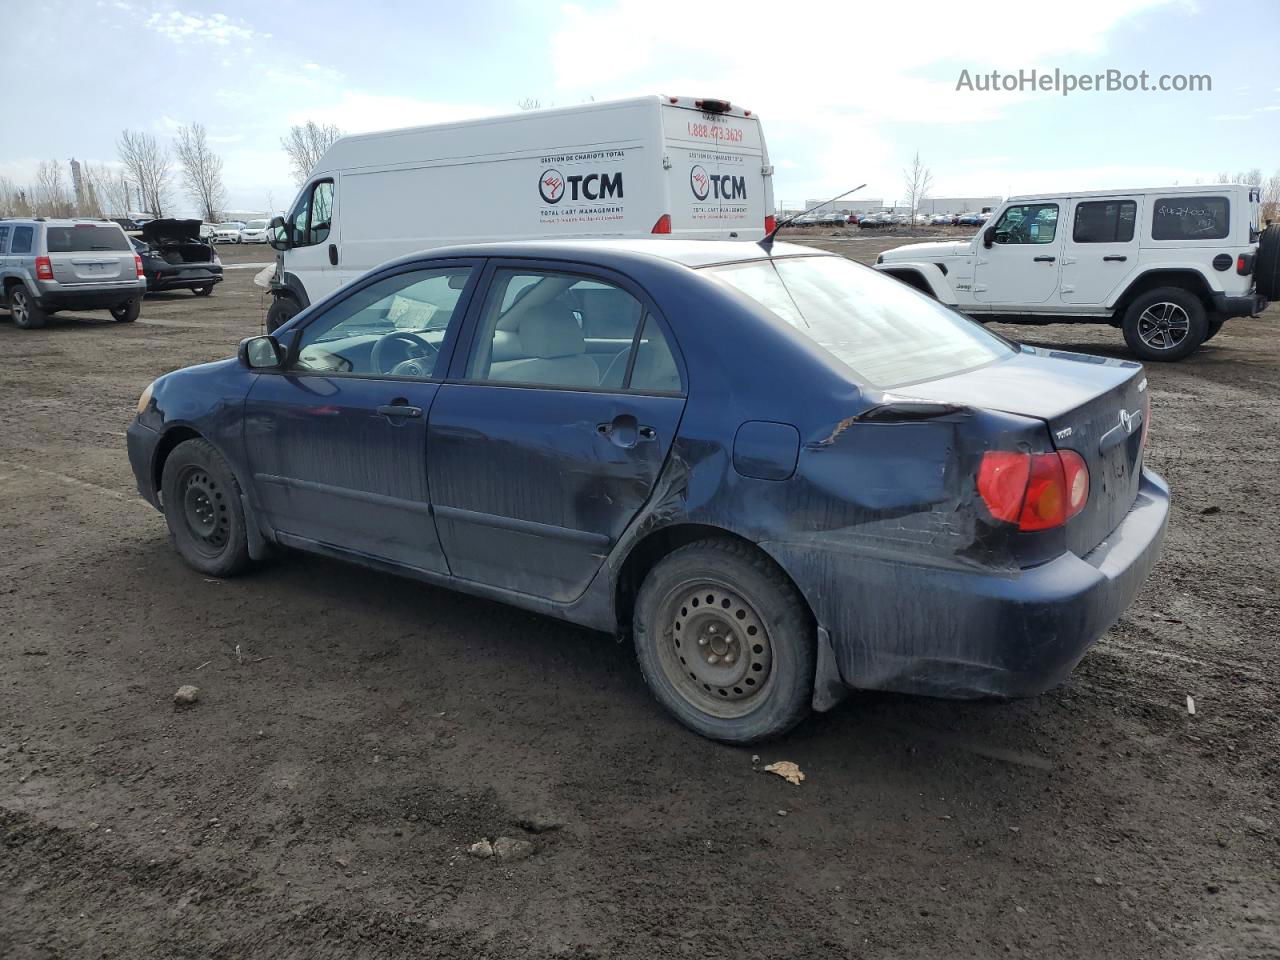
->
(1, 237), (1277, 960)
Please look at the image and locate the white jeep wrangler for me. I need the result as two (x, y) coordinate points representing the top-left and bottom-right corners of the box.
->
(875, 183), (1277, 361)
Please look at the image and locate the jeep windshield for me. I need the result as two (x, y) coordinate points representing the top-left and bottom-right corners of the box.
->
(705, 254), (1012, 389)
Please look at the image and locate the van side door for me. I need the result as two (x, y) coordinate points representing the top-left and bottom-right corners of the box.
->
(282, 177), (340, 305)
(1059, 196), (1140, 307)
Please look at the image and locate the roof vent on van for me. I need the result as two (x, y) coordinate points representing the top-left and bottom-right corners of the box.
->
(695, 99), (732, 113)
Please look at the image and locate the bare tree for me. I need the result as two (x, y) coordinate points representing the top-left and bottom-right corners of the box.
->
(1217, 168), (1263, 186)
(0, 176), (32, 218)
(174, 122), (227, 222)
(118, 130), (174, 216)
(93, 167), (135, 218)
(902, 151), (934, 232)
(517, 98), (542, 111)
(1262, 171), (1280, 225)
(280, 120), (342, 186)
(34, 160), (72, 217)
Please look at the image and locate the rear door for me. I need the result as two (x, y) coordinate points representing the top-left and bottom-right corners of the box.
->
(427, 261), (687, 602)
(44, 224), (136, 285)
(662, 103), (766, 240)
(1059, 196), (1140, 306)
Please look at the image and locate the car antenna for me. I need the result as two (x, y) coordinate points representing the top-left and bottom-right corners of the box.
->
(759, 184), (867, 253)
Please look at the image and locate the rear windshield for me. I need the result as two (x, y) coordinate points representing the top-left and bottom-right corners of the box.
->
(706, 255), (1011, 389)
(245, 220), (268, 229)
(45, 225), (130, 253)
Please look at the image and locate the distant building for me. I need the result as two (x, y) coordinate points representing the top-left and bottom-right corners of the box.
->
(913, 196), (1003, 215)
(803, 198), (886, 216)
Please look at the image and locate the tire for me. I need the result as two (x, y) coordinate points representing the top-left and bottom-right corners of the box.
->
(8, 285), (46, 329)
(1121, 287), (1208, 362)
(1256, 224), (1280, 300)
(633, 539), (815, 743)
(265, 296), (300, 333)
(193, 285), (213, 297)
(1204, 317), (1226, 342)
(110, 299), (140, 323)
(160, 438), (254, 578)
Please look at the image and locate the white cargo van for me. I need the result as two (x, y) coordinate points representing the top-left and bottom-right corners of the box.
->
(266, 95), (775, 330)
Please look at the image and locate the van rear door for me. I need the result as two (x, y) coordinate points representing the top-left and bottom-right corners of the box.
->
(661, 100), (769, 240)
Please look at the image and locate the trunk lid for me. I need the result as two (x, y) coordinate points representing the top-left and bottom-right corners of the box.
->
(906, 345), (1148, 555)
(142, 218), (203, 245)
(45, 223), (135, 286)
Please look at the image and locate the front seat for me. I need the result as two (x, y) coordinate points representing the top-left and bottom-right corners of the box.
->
(488, 304), (600, 387)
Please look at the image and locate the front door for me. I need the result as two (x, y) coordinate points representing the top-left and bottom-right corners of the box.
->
(244, 261), (478, 572)
(427, 264), (687, 602)
(282, 177), (341, 304)
(1059, 196), (1141, 306)
(974, 200), (1065, 305)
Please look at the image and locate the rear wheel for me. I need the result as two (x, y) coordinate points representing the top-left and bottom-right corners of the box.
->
(160, 438), (253, 577)
(8, 285), (46, 329)
(633, 539), (814, 743)
(110, 299), (140, 323)
(193, 285), (213, 297)
(1121, 287), (1207, 362)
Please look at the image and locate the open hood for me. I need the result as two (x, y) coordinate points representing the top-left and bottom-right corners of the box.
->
(142, 219), (204, 245)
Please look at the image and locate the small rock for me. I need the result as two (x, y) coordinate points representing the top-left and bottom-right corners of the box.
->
(1093, 876), (1105, 886)
(1206, 883), (1220, 894)
(1241, 815), (1268, 833)
(467, 839), (494, 859)
(1015, 906), (1027, 914)
(334, 856), (349, 869)
(492, 836), (534, 862)
(777, 809), (788, 817)
(173, 685), (200, 706)
(1200, 505), (1221, 516)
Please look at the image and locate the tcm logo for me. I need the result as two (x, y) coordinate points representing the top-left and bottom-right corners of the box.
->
(539, 168), (623, 204)
(689, 165), (747, 201)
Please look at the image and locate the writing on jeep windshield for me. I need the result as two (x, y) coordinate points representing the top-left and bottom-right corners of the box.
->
(1152, 195), (1229, 241)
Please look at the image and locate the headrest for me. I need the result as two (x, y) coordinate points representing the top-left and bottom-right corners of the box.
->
(518, 304), (584, 359)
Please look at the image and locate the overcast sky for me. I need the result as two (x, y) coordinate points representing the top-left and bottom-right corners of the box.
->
(3, 0), (1277, 216)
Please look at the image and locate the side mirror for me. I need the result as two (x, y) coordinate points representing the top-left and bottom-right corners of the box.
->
(238, 335), (283, 370)
(982, 225), (996, 248)
(267, 215), (292, 252)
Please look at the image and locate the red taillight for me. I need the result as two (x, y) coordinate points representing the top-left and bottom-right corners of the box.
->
(977, 450), (1089, 531)
(35, 256), (54, 280)
(651, 214), (672, 234)
(1237, 254), (1252, 275)
(764, 214), (777, 234)
(134, 255), (144, 277)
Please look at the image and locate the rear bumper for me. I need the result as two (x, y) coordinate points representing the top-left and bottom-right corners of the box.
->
(126, 420), (162, 509)
(145, 264), (223, 292)
(765, 468), (1170, 700)
(35, 280), (145, 310)
(1211, 291), (1267, 318)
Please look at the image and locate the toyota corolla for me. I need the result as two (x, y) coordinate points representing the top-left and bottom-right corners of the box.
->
(126, 239), (1169, 742)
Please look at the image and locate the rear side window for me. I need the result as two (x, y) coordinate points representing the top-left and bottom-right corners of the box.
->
(1152, 196), (1229, 241)
(1073, 200), (1136, 243)
(0, 226), (8, 253)
(45, 225), (131, 253)
(11, 226), (33, 254)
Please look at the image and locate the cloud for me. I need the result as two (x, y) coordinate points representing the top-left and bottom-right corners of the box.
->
(145, 8), (269, 46)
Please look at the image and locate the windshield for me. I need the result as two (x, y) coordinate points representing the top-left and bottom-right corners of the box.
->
(217, 222), (241, 230)
(706, 255), (1011, 389)
(245, 220), (268, 229)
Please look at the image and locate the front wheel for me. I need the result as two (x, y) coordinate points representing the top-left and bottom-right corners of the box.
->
(1121, 287), (1207, 362)
(110, 299), (140, 323)
(160, 438), (254, 577)
(265, 296), (300, 333)
(633, 539), (815, 743)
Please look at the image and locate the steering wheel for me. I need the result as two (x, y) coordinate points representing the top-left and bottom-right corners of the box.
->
(370, 331), (438, 376)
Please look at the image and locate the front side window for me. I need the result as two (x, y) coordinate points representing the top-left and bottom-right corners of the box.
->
(707, 255), (1011, 389)
(993, 203), (1059, 244)
(1151, 195), (1229, 241)
(467, 270), (679, 392)
(290, 266), (471, 378)
(11, 226), (33, 254)
(1073, 200), (1137, 243)
(288, 179), (334, 247)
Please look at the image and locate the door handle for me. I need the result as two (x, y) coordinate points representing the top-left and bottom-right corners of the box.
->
(328, 243), (338, 266)
(1103, 255), (1128, 262)
(377, 402), (422, 419)
(1033, 255), (1056, 263)
(596, 414), (644, 448)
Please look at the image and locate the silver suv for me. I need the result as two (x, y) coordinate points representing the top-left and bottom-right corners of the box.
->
(0, 218), (146, 330)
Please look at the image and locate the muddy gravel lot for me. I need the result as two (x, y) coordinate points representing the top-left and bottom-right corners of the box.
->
(1, 238), (1277, 959)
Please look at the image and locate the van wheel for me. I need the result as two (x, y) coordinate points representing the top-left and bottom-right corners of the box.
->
(1121, 287), (1207, 362)
(8, 285), (46, 329)
(160, 438), (254, 577)
(193, 285), (213, 297)
(265, 296), (300, 333)
(633, 539), (814, 743)
(110, 299), (140, 323)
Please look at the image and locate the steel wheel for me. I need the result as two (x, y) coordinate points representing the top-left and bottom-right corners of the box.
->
(656, 579), (774, 719)
(1136, 301), (1190, 350)
(179, 466), (231, 557)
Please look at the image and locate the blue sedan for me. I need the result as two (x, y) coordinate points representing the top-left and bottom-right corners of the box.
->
(126, 239), (1170, 742)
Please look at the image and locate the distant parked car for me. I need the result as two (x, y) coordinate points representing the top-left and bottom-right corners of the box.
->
(858, 214), (885, 229)
(955, 212), (983, 226)
(930, 214), (951, 226)
(212, 222), (246, 244)
(239, 219), (271, 243)
(130, 219), (223, 296)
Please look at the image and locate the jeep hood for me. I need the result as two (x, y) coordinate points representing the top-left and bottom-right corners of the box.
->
(142, 219), (203, 244)
(880, 240), (971, 261)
